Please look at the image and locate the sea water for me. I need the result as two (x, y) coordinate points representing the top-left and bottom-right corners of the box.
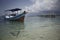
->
(0, 14), (60, 40)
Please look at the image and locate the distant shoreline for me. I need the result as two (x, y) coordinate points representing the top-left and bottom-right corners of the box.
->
(37, 15), (60, 18)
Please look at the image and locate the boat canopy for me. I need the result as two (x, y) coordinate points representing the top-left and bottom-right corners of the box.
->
(5, 8), (22, 12)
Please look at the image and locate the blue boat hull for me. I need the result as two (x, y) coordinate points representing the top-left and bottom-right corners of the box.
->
(5, 12), (26, 22)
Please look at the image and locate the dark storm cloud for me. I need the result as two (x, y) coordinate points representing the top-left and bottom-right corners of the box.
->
(0, 0), (32, 10)
(56, 0), (60, 9)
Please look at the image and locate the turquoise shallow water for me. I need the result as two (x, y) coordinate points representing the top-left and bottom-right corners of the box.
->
(0, 16), (60, 40)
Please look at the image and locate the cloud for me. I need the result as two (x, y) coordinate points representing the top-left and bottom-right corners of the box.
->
(24, 0), (59, 13)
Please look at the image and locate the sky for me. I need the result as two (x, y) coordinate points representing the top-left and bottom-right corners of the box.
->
(0, 0), (60, 15)
(0, 0), (32, 15)
(0, 0), (32, 9)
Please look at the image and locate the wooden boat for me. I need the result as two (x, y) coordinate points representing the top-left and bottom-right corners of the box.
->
(4, 8), (27, 22)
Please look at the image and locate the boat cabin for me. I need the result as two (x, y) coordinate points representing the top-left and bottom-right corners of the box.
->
(5, 8), (22, 18)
